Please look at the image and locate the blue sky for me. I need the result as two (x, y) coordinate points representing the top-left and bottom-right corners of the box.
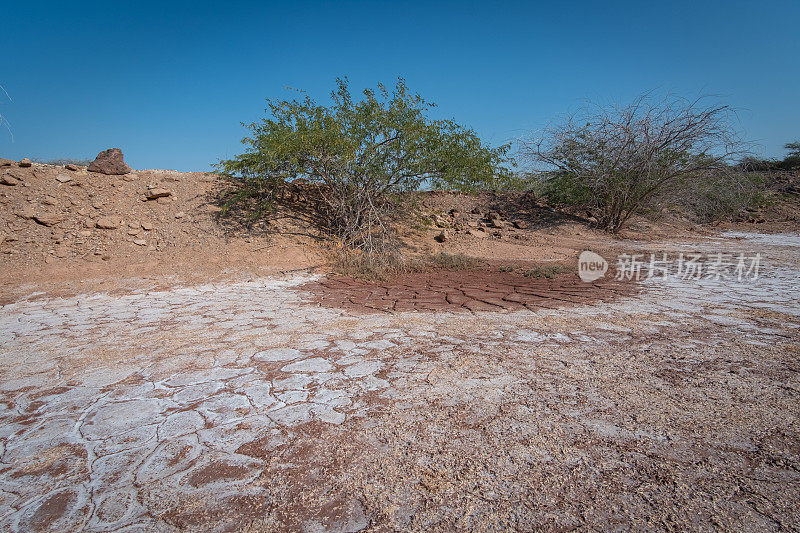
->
(2, 0), (798, 171)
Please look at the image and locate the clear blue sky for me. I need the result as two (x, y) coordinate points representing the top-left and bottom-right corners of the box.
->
(2, 0), (798, 171)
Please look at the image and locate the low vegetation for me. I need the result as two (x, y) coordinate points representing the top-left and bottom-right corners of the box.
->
(522, 265), (569, 279)
(217, 79), (792, 277)
(739, 141), (800, 171)
(332, 251), (483, 281)
(35, 158), (93, 166)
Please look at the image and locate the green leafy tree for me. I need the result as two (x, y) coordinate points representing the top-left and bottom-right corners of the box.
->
(218, 78), (510, 253)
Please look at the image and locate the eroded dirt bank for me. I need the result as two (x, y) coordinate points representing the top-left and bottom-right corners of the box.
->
(0, 232), (798, 531)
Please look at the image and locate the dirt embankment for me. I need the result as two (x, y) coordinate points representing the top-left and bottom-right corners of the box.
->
(0, 160), (320, 294)
(2, 158), (797, 298)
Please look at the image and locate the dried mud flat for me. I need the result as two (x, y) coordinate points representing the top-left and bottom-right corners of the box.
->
(0, 232), (799, 531)
(308, 271), (636, 314)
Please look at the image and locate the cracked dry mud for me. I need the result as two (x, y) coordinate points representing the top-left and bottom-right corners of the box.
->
(1, 232), (799, 531)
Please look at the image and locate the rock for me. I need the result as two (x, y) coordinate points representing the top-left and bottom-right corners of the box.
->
(467, 229), (487, 238)
(144, 187), (171, 200)
(141, 221), (153, 231)
(56, 174), (72, 183)
(95, 216), (121, 230)
(434, 230), (448, 243)
(489, 219), (505, 229)
(175, 211), (185, 219)
(133, 239), (147, 246)
(0, 173), (19, 186)
(487, 211), (501, 221)
(87, 148), (132, 175)
(18, 158), (32, 168)
(65, 163), (79, 171)
(433, 214), (447, 227)
(33, 212), (63, 227)
(0, 158), (14, 167)
(16, 206), (35, 220)
(513, 220), (529, 229)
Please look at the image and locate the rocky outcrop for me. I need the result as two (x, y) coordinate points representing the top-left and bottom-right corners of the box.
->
(88, 148), (132, 175)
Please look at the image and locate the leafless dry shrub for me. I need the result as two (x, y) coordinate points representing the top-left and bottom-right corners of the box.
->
(521, 93), (746, 231)
(655, 171), (770, 222)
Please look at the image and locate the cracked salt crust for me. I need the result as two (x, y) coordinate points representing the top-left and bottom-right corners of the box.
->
(0, 233), (798, 529)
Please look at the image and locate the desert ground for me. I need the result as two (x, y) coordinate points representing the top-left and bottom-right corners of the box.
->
(1, 161), (799, 531)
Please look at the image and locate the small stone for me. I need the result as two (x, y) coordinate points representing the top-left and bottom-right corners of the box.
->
(65, 163), (79, 171)
(467, 229), (487, 238)
(487, 211), (501, 221)
(56, 174), (72, 183)
(0, 158), (14, 167)
(513, 220), (529, 229)
(0, 173), (19, 186)
(133, 239), (147, 246)
(33, 212), (63, 227)
(434, 230), (448, 243)
(95, 216), (121, 230)
(175, 211), (185, 219)
(489, 219), (505, 229)
(18, 158), (32, 168)
(145, 187), (171, 200)
(141, 221), (153, 231)
(16, 205), (35, 219)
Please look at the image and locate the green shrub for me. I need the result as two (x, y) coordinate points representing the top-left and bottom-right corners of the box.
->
(217, 78), (511, 256)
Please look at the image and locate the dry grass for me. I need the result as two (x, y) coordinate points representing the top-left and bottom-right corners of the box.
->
(522, 264), (569, 279)
(331, 251), (484, 280)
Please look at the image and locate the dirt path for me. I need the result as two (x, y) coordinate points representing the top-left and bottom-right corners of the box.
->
(0, 232), (798, 531)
